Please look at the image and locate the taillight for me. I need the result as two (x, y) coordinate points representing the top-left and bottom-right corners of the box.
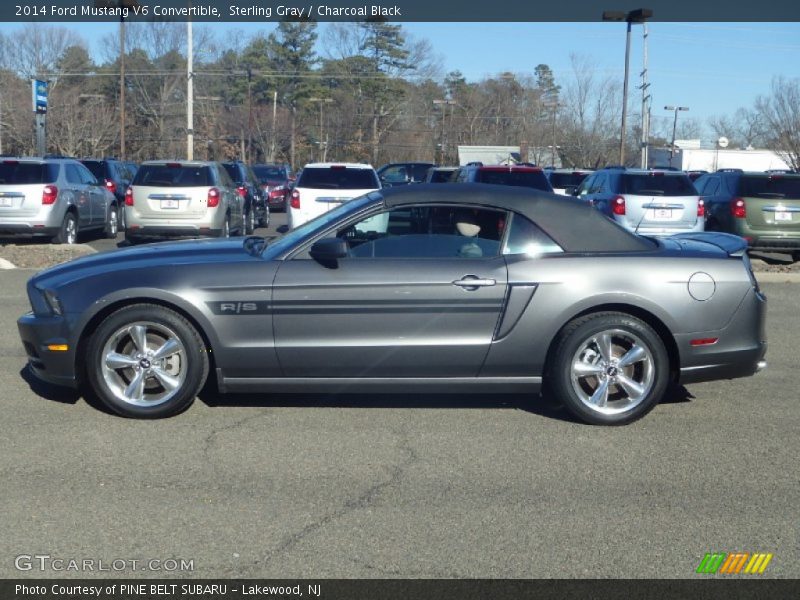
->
(732, 198), (746, 219)
(269, 187), (286, 199)
(697, 198), (705, 218)
(42, 185), (58, 205)
(236, 186), (247, 198)
(290, 189), (300, 209)
(207, 187), (220, 208)
(125, 187), (134, 206)
(105, 179), (117, 195)
(612, 195), (626, 216)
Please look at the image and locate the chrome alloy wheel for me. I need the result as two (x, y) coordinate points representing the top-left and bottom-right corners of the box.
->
(100, 322), (187, 407)
(64, 217), (77, 244)
(570, 328), (655, 416)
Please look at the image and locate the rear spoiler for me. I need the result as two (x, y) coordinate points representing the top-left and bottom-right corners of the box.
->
(670, 232), (748, 257)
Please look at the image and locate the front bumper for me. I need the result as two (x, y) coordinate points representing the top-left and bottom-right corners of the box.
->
(17, 312), (79, 389)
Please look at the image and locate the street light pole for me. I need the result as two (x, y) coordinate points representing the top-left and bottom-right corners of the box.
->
(602, 8), (653, 166)
(665, 105), (689, 168)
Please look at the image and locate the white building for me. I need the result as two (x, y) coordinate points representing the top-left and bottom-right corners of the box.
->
(650, 141), (791, 172)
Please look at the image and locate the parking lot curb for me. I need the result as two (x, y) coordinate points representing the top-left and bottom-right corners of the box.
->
(0, 258), (16, 270)
(754, 271), (800, 283)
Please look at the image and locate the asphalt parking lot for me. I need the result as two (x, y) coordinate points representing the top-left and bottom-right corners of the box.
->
(0, 217), (797, 579)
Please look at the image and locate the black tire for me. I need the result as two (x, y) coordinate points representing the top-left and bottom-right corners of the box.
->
(546, 311), (669, 425)
(85, 304), (209, 419)
(262, 207), (271, 228)
(104, 205), (119, 239)
(791, 251), (800, 263)
(52, 212), (78, 245)
(118, 205), (127, 231)
(245, 206), (255, 235)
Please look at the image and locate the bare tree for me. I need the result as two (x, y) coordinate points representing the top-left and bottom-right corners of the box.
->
(754, 77), (800, 170)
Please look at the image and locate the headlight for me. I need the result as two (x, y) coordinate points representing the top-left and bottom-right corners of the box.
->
(43, 289), (64, 316)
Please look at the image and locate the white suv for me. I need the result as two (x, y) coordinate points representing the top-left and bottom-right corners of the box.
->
(288, 163), (380, 229)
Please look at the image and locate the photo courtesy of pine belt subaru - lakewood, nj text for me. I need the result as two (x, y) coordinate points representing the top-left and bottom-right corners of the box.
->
(17, 184), (767, 425)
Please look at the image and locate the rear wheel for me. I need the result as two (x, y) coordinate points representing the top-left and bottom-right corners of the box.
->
(85, 304), (209, 419)
(547, 312), (669, 425)
(245, 206), (256, 235)
(53, 212), (78, 245)
(218, 215), (231, 238)
(792, 251), (800, 263)
(104, 205), (119, 239)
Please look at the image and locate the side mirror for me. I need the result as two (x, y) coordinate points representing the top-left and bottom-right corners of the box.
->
(309, 237), (349, 268)
(563, 185), (577, 196)
(571, 188), (581, 196)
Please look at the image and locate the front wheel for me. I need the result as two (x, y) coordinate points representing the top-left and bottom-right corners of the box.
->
(547, 312), (669, 425)
(85, 304), (209, 418)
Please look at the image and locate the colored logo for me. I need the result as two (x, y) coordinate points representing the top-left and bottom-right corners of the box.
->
(696, 552), (773, 574)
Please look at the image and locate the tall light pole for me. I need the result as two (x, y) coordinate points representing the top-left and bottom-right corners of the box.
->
(602, 8), (653, 166)
(308, 97), (333, 162)
(433, 99), (455, 164)
(665, 105), (689, 168)
(187, 13), (194, 160)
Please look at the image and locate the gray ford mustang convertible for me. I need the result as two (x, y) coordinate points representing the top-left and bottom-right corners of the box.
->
(18, 184), (767, 425)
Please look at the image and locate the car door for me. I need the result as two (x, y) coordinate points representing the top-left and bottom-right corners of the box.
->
(78, 163), (107, 227)
(64, 164), (92, 228)
(271, 204), (510, 378)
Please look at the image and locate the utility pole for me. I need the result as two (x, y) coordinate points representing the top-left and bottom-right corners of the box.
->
(665, 105), (689, 168)
(308, 97), (332, 162)
(270, 91), (277, 162)
(186, 16), (194, 160)
(246, 68), (253, 163)
(602, 8), (653, 166)
(639, 23), (651, 168)
(119, 14), (126, 159)
(433, 99), (455, 164)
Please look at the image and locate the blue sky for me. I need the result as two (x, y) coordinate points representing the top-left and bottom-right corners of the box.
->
(3, 21), (799, 139)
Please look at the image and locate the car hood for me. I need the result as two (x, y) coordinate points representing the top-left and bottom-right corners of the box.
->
(30, 238), (259, 289)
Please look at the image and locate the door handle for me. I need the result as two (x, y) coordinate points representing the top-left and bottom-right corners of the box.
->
(452, 275), (496, 290)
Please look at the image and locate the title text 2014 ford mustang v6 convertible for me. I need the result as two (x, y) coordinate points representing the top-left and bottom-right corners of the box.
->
(18, 184), (766, 425)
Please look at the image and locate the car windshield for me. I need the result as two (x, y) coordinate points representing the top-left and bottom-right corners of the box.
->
(549, 172), (590, 188)
(133, 164), (212, 187)
(621, 174), (696, 196)
(0, 162), (59, 184)
(265, 193), (380, 257)
(739, 175), (800, 199)
(476, 169), (552, 191)
(253, 166), (286, 181)
(298, 167), (379, 189)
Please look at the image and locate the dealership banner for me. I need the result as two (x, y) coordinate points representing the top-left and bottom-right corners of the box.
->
(3, 579), (800, 600)
(3, 0), (800, 22)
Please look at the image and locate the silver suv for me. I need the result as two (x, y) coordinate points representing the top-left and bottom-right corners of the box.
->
(124, 161), (244, 243)
(575, 167), (704, 236)
(0, 157), (118, 244)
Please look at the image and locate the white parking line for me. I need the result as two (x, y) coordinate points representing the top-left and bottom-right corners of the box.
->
(0, 258), (16, 270)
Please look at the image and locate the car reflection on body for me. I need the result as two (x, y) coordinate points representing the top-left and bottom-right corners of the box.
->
(18, 184), (766, 424)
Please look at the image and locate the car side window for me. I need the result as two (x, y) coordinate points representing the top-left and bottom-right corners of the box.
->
(703, 177), (720, 196)
(502, 213), (563, 256)
(77, 164), (99, 186)
(64, 164), (83, 184)
(592, 173), (608, 193)
(335, 205), (506, 259)
(576, 174), (594, 196)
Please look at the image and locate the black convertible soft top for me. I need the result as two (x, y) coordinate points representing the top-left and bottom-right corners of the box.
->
(381, 183), (655, 253)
